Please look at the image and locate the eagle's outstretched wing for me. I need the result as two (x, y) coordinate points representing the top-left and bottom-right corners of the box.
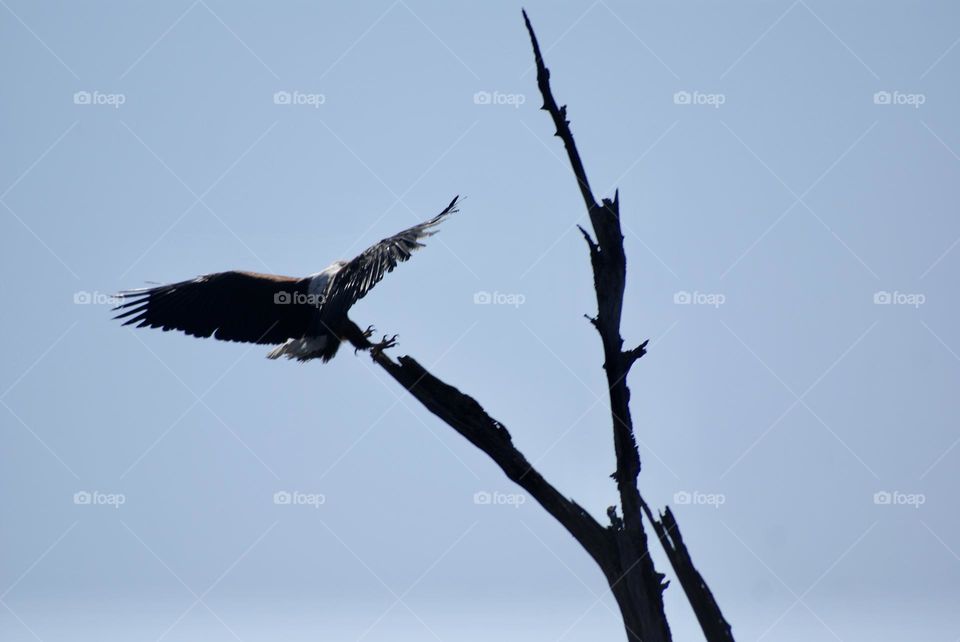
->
(113, 271), (315, 345)
(323, 195), (460, 315)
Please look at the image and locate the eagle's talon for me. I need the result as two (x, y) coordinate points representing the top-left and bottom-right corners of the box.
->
(370, 334), (398, 357)
(363, 324), (375, 339)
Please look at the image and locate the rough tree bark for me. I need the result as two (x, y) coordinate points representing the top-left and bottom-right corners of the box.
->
(353, 11), (735, 642)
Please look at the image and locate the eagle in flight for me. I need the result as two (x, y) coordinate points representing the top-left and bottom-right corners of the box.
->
(114, 196), (459, 362)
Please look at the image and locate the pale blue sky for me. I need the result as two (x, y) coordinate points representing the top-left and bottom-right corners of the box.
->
(2, 1), (959, 640)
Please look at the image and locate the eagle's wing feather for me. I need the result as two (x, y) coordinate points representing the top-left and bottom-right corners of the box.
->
(113, 271), (314, 345)
(324, 196), (459, 314)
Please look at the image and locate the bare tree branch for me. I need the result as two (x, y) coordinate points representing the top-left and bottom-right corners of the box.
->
(642, 502), (735, 641)
(369, 351), (614, 570)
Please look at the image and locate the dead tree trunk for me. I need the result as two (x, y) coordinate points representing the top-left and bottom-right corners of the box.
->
(358, 11), (736, 641)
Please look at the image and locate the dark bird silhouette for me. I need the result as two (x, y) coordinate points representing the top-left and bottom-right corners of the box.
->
(114, 196), (459, 361)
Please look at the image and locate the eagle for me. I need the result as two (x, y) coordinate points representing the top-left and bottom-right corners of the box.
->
(114, 196), (459, 362)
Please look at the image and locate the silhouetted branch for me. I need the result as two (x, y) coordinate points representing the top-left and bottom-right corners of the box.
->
(523, 12), (597, 214)
(642, 502), (735, 641)
(577, 224), (600, 257)
(623, 341), (650, 368)
(370, 352), (614, 571)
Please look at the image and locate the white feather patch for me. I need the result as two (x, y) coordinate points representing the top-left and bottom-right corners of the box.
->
(266, 335), (328, 360)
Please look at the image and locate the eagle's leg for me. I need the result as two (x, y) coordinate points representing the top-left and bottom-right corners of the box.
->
(352, 325), (376, 355)
(341, 319), (376, 354)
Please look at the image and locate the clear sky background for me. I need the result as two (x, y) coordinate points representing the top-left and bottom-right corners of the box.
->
(2, 1), (958, 640)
